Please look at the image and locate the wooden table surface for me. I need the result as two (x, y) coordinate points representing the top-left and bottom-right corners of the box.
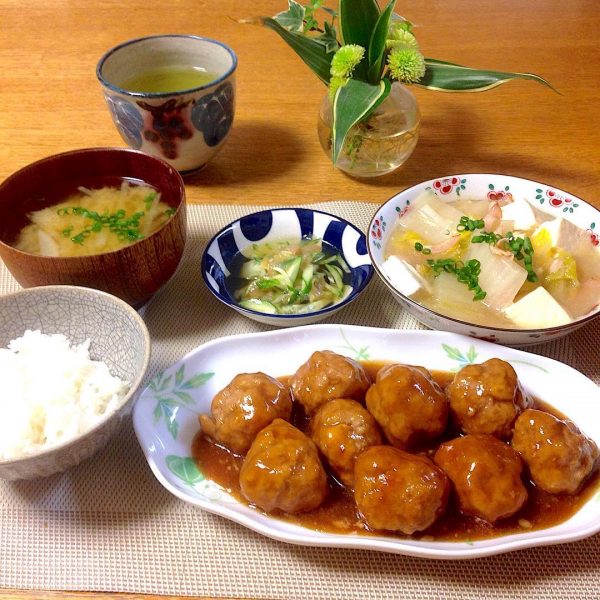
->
(0, 0), (598, 598)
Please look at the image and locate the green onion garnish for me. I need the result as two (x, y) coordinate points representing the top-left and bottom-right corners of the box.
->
(427, 258), (486, 301)
(457, 216), (485, 232)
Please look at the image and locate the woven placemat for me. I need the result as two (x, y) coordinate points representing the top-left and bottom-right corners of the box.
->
(0, 202), (599, 600)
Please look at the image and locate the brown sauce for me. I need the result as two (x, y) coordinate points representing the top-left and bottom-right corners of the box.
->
(192, 362), (600, 543)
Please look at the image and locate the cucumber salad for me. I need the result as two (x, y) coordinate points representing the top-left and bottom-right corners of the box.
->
(229, 237), (353, 315)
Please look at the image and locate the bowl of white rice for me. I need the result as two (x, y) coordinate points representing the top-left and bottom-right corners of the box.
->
(0, 285), (150, 479)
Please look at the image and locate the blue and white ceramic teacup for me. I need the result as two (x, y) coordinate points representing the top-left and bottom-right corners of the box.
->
(97, 34), (237, 173)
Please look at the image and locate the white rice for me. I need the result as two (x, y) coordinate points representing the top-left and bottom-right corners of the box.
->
(0, 330), (129, 460)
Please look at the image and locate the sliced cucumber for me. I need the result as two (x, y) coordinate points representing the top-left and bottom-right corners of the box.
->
(240, 259), (265, 279)
(336, 254), (351, 274)
(233, 237), (353, 315)
(325, 264), (344, 291)
(283, 256), (302, 284)
(239, 299), (278, 314)
(301, 264), (313, 294)
(256, 278), (284, 290)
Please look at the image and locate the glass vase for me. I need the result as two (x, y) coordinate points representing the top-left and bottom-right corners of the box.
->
(317, 82), (420, 178)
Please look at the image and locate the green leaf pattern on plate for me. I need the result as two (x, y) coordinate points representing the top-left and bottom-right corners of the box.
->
(166, 455), (205, 485)
(442, 343), (478, 370)
(151, 366), (215, 440)
(166, 456), (227, 501)
(337, 327), (370, 360)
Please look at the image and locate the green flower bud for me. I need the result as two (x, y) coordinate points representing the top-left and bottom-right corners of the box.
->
(387, 47), (426, 83)
(385, 29), (419, 51)
(388, 20), (413, 38)
(328, 75), (348, 99)
(330, 44), (365, 78)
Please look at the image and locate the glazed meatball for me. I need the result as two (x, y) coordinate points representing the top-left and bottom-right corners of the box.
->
(446, 358), (529, 439)
(290, 350), (370, 415)
(239, 419), (329, 514)
(365, 364), (448, 448)
(354, 446), (450, 534)
(512, 409), (599, 494)
(434, 434), (527, 523)
(310, 398), (382, 487)
(199, 372), (292, 454)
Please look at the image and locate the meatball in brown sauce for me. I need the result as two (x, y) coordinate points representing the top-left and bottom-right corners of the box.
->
(310, 398), (382, 487)
(239, 419), (328, 514)
(446, 358), (529, 439)
(434, 434), (528, 523)
(199, 372), (292, 454)
(354, 446), (450, 534)
(365, 364), (448, 449)
(512, 409), (599, 495)
(290, 350), (370, 415)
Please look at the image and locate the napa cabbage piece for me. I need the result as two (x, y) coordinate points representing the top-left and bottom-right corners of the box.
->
(385, 193), (600, 328)
(426, 272), (488, 322)
(464, 243), (527, 309)
(233, 237), (353, 315)
(395, 191), (463, 244)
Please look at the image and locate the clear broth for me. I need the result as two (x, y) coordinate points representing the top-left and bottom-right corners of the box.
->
(385, 196), (600, 328)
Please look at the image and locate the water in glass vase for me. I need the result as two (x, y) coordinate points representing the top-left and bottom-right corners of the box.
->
(119, 65), (217, 94)
(318, 83), (421, 178)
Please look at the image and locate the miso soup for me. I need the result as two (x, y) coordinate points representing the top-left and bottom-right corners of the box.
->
(15, 181), (175, 257)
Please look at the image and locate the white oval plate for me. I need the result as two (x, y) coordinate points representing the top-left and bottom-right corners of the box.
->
(132, 324), (600, 559)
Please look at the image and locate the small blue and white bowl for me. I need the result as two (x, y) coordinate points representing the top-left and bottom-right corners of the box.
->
(201, 208), (374, 327)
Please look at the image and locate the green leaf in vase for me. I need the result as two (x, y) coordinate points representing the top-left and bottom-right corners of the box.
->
(331, 78), (390, 164)
(367, 0), (396, 84)
(339, 0), (380, 49)
(273, 0), (305, 32)
(262, 16), (335, 84)
(339, 0), (380, 80)
(314, 21), (339, 54)
(166, 455), (205, 486)
(420, 58), (557, 92)
(180, 372), (215, 389)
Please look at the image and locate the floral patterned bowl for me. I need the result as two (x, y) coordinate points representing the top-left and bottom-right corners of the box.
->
(368, 174), (600, 346)
(132, 324), (600, 559)
(97, 35), (237, 173)
(201, 208), (374, 327)
(0, 285), (150, 480)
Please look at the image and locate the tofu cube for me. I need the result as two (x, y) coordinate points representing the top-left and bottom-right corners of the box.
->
(381, 256), (431, 297)
(533, 218), (587, 255)
(501, 198), (537, 231)
(504, 287), (572, 328)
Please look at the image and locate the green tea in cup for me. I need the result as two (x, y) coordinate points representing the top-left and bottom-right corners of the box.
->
(119, 65), (217, 94)
(97, 34), (237, 173)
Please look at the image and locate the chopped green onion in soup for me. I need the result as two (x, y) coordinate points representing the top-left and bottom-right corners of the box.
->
(382, 191), (600, 329)
(230, 237), (353, 315)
